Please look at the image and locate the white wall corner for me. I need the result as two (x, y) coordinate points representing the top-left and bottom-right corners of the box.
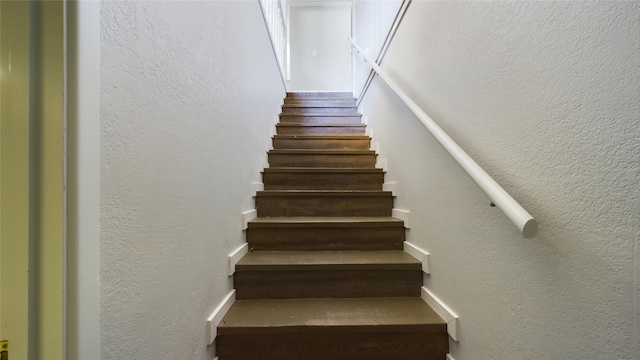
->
(227, 243), (249, 276)
(251, 182), (264, 197)
(446, 354), (456, 360)
(207, 290), (236, 345)
(383, 181), (397, 193)
(421, 287), (460, 341)
(403, 241), (430, 274)
(392, 208), (411, 228)
(376, 158), (387, 172)
(242, 209), (257, 230)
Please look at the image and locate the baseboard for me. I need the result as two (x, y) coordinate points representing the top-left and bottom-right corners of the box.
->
(251, 182), (264, 196)
(403, 241), (430, 274)
(421, 287), (459, 341)
(242, 209), (257, 230)
(227, 243), (249, 276)
(207, 290), (236, 344)
(446, 354), (456, 360)
(383, 181), (397, 192)
(392, 208), (411, 228)
(376, 158), (388, 172)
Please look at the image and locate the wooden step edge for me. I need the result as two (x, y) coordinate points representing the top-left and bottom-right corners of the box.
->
(255, 190), (392, 197)
(273, 135), (369, 140)
(263, 167), (383, 174)
(268, 149), (375, 155)
(280, 113), (362, 118)
(276, 123), (367, 126)
(279, 114), (362, 118)
(236, 250), (420, 271)
(247, 216), (405, 228)
(218, 297), (446, 335)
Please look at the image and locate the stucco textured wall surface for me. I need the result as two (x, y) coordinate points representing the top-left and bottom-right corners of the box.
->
(355, 1), (640, 359)
(99, 1), (284, 358)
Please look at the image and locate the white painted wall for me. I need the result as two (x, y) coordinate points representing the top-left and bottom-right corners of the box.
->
(355, 1), (640, 359)
(98, 1), (285, 359)
(288, 4), (352, 91)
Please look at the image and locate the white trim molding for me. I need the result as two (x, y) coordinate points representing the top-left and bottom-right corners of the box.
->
(383, 181), (397, 193)
(228, 243), (249, 276)
(422, 287), (460, 341)
(392, 208), (411, 228)
(251, 182), (264, 197)
(242, 209), (257, 230)
(403, 241), (430, 274)
(207, 290), (236, 344)
(446, 354), (456, 360)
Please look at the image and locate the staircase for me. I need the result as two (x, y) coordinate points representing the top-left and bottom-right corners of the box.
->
(216, 92), (449, 359)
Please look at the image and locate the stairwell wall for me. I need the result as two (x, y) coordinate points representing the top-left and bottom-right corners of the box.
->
(355, 1), (640, 359)
(98, 1), (285, 359)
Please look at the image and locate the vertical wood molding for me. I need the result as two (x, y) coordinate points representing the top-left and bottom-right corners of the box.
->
(242, 209), (258, 230)
(228, 243), (249, 276)
(403, 241), (430, 274)
(392, 208), (411, 228)
(422, 287), (460, 341)
(207, 290), (237, 344)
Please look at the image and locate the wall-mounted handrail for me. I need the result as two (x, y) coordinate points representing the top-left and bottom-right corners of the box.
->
(350, 38), (538, 238)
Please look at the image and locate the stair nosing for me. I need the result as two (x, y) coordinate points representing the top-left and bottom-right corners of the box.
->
(236, 250), (420, 272)
(269, 149), (375, 154)
(255, 190), (392, 197)
(247, 216), (405, 229)
(217, 297), (446, 335)
(263, 167), (383, 174)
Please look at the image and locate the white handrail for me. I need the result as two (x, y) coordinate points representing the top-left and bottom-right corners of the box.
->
(350, 38), (538, 238)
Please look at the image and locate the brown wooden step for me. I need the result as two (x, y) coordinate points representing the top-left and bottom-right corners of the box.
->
(272, 135), (370, 150)
(281, 107), (359, 115)
(278, 114), (362, 125)
(276, 124), (366, 135)
(268, 149), (376, 167)
(286, 91), (354, 99)
(247, 216), (405, 251)
(217, 297), (448, 359)
(263, 167), (383, 190)
(282, 100), (357, 107)
(234, 251), (422, 299)
(255, 190), (393, 217)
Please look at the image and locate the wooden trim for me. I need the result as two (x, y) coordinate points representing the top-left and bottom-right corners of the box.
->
(404, 241), (430, 274)
(228, 243), (250, 276)
(242, 209), (258, 230)
(392, 208), (410, 228)
(207, 290), (237, 344)
(421, 287), (459, 341)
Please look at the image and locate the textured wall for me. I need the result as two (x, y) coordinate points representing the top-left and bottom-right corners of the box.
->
(100, 1), (285, 358)
(355, 1), (640, 359)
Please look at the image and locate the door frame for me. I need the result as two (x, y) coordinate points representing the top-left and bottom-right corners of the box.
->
(0, 1), (66, 358)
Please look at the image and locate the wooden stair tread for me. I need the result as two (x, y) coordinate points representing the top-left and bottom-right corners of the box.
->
(248, 216), (405, 228)
(264, 167), (382, 174)
(269, 149), (374, 154)
(218, 297), (446, 334)
(256, 190), (391, 197)
(237, 250), (419, 271)
(283, 102), (356, 108)
(273, 135), (369, 140)
(277, 123), (366, 127)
